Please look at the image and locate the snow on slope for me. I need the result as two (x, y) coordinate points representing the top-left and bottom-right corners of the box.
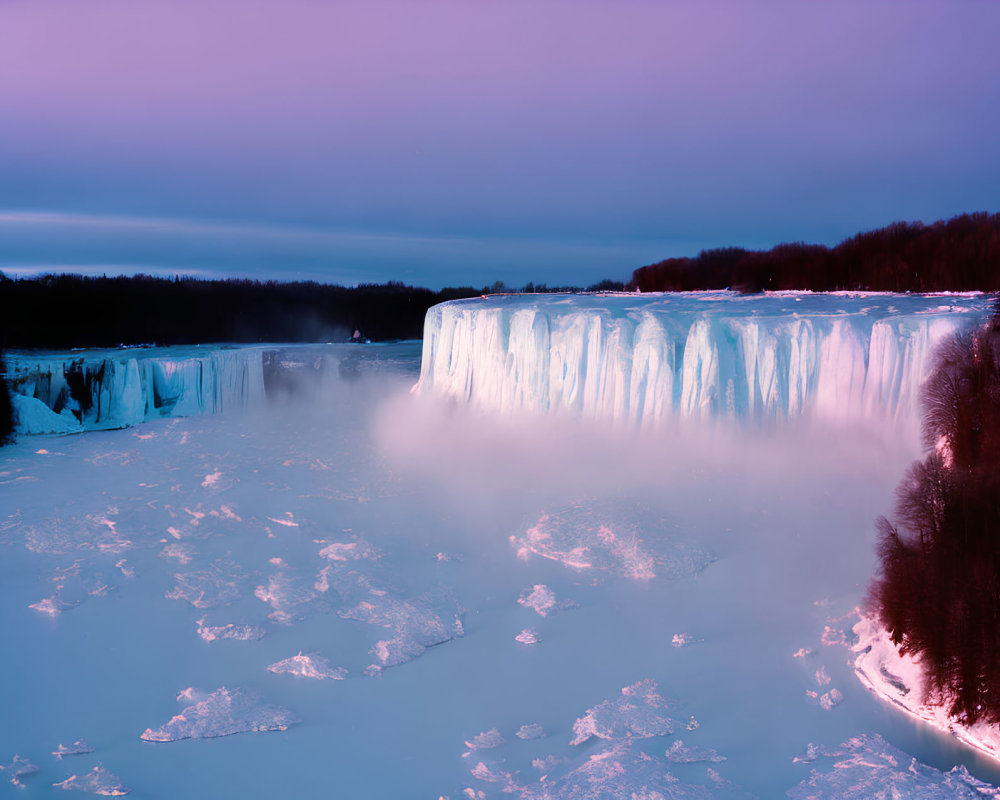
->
(416, 292), (992, 426)
(852, 614), (1000, 764)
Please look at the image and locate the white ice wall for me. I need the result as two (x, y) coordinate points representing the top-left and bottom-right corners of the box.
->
(417, 292), (992, 427)
(9, 346), (267, 433)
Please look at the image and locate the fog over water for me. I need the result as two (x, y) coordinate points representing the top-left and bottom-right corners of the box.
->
(3, 333), (1000, 797)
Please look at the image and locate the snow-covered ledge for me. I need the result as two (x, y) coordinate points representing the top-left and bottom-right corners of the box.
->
(853, 614), (1000, 762)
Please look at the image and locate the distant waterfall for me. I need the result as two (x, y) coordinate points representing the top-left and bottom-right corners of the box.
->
(8, 346), (267, 433)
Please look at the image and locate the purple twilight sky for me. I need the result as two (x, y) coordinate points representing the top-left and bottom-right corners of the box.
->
(1, 0), (998, 289)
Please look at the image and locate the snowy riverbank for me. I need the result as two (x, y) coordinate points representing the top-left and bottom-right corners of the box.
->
(853, 614), (1000, 763)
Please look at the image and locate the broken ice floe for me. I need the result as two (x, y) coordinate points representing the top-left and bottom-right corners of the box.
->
(787, 733), (1000, 799)
(25, 509), (132, 555)
(820, 625), (848, 647)
(517, 584), (576, 616)
(805, 688), (843, 710)
(53, 765), (129, 796)
(318, 538), (380, 562)
(664, 739), (726, 764)
(165, 558), (244, 609)
(367, 636), (426, 673)
(254, 562), (332, 624)
(195, 618), (266, 642)
(1, 754), (40, 788)
(267, 652), (347, 680)
(515, 628), (541, 645)
(467, 761), (520, 793)
(570, 680), (679, 745)
(335, 576), (464, 672)
(516, 723), (546, 741)
(30, 562), (114, 616)
(53, 740), (95, 759)
(158, 542), (196, 565)
(30, 595), (75, 616)
(511, 501), (715, 581)
(792, 742), (845, 765)
(672, 633), (703, 648)
(140, 687), (298, 742)
(517, 741), (729, 800)
(531, 754), (568, 772)
(464, 729), (505, 752)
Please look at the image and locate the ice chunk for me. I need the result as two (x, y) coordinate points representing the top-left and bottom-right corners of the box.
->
(140, 687), (298, 742)
(30, 595), (74, 615)
(464, 728), (505, 752)
(512, 501), (714, 581)
(25, 509), (131, 554)
(30, 563), (115, 616)
(518, 742), (716, 800)
(792, 742), (845, 764)
(165, 558), (244, 609)
(267, 652), (347, 680)
(570, 679), (679, 745)
(532, 754), (568, 772)
(195, 618), (266, 642)
(517, 584), (577, 616)
(340, 592), (458, 646)
(254, 563), (331, 624)
(516, 723), (546, 740)
(53, 765), (129, 795)
(53, 740), (95, 759)
(805, 688), (843, 710)
(516, 628), (541, 645)
(664, 739), (726, 764)
(158, 542), (196, 565)
(787, 733), (1000, 799)
(11, 394), (83, 435)
(1, 754), (40, 787)
(467, 759), (522, 793)
(368, 635), (426, 670)
(337, 580), (464, 670)
(318, 538), (380, 562)
(820, 625), (848, 647)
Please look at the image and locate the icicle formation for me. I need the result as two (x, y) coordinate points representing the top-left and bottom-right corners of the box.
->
(7, 347), (267, 433)
(417, 292), (991, 426)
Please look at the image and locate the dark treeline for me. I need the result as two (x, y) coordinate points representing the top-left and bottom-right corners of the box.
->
(0, 348), (13, 445)
(633, 213), (1000, 292)
(0, 273), (627, 350)
(868, 306), (1000, 724)
(0, 274), (483, 349)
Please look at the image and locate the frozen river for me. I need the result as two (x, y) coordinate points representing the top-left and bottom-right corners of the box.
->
(3, 294), (1000, 798)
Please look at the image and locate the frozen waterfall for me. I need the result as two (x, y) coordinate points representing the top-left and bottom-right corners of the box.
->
(416, 291), (993, 426)
(8, 346), (267, 434)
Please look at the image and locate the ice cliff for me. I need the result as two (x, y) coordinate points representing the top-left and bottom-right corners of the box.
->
(417, 292), (993, 426)
(8, 346), (266, 434)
